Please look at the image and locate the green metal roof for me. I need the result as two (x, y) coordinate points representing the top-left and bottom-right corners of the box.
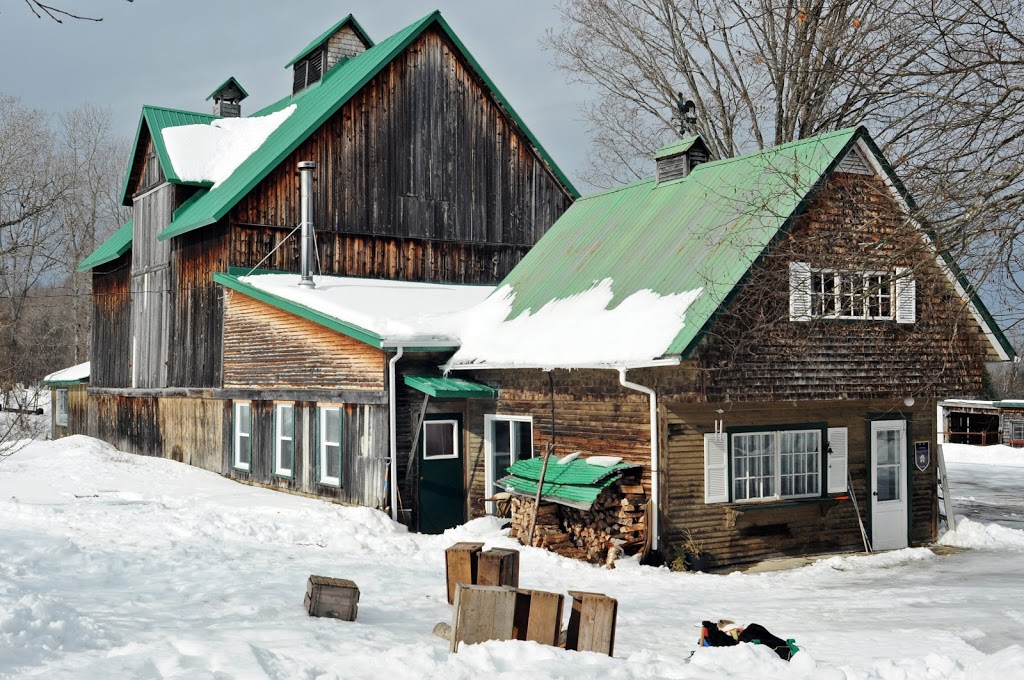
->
(497, 457), (640, 509)
(206, 76), (249, 101)
(119, 106), (219, 205)
(654, 135), (700, 160)
(158, 11), (577, 242)
(214, 272), (385, 348)
(284, 14), (374, 68)
(403, 375), (496, 399)
(494, 128), (864, 360)
(77, 220), (133, 271)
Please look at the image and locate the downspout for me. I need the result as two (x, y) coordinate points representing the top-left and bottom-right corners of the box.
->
(618, 368), (660, 552)
(387, 346), (404, 521)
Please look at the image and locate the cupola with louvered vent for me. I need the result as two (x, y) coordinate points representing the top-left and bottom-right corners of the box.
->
(206, 77), (248, 118)
(654, 136), (711, 184)
(286, 14), (374, 95)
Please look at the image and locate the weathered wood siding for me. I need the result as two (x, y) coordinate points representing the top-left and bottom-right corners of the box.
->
(90, 252), (132, 388)
(459, 367), (703, 521)
(222, 292), (385, 390)
(227, 399), (388, 507)
(51, 384), (89, 439)
(88, 393), (161, 457)
(131, 182), (176, 388)
(228, 26), (573, 282)
(662, 399), (937, 567)
(158, 396), (227, 472)
(694, 171), (993, 402)
(168, 223), (230, 388)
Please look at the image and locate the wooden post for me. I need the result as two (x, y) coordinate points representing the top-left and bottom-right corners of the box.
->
(450, 583), (517, 652)
(477, 548), (519, 588)
(445, 542), (484, 605)
(565, 590), (617, 656)
(513, 588), (564, 646)
(304, 576), (360, 621)
(525, 442), (554, 546)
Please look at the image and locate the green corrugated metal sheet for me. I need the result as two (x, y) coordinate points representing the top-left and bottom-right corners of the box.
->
(77, 220), (133, 271)
(157, 11), (577, 242)
(654, 135), (699, 160)
(497, 457), (640, 509)
(119, 106), (219, 205)
(403, 375), (496, 399)
(493, 128), (864, 359)
(206, 76), (249, 101)
(284, 14), (374, 68)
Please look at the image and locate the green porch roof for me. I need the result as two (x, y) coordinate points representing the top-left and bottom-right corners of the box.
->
(497, 457), (640, 509)
(285, 14), (374, 68)
(78, 220), (133, 271)
(403, 375), (496, 399)
(119, 106), (219, 205)
(157, 10), (577, 242)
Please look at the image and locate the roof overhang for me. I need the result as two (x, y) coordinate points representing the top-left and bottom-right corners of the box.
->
(403, 375), (496, 399)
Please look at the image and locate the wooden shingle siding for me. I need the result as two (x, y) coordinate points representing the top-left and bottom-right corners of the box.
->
(326, 25), (367, 68)
(662, 399), (937, 566)
(222, 292), (386, 391)
(168, 222), (229, 388)
(90, 252), (132, 388)
(695, 172), (992, 402)
(229, 27), (572, 283)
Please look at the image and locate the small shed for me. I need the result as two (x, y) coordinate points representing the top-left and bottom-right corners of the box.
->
(939, 398), (1024, 447)
(40, 362), (89, 439)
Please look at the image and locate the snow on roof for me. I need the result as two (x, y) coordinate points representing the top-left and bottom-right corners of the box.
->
(240, 273), (493, 344)
(42, 361), (89, 384)
(241, 274), (702, 368)
(446, 279), (703, 370)
(162, 105), (296, 187)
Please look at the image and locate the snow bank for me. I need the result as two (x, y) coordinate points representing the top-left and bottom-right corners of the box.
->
(943, 442), (1024, 467)
(448, 279), (703, 369)
(938, 517), (1024, 551)
(162, 105), (295, 187)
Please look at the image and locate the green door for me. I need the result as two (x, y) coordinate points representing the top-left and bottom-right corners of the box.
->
(418, 414), (464, 534)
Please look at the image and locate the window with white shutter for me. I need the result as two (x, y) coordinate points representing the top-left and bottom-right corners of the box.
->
(789, 262), (812, 321)
(704, 433), (729, 503)
(827, 427), (848, 494)
(894, 267), (916, 324)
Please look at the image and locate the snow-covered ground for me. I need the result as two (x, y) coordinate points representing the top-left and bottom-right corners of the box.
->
(2, 437), (1024, 679)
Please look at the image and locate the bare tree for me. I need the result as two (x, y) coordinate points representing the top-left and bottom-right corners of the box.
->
(546, 0), (1024, 329)
(17, 0), (133, 23)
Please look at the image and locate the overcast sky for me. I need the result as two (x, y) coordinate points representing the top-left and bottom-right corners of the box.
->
(0, 0), (594, 187)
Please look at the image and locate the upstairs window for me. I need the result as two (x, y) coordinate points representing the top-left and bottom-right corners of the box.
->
(791, 263), (915, 323)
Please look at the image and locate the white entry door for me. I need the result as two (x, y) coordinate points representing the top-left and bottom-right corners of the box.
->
(870, 419), (908, 550)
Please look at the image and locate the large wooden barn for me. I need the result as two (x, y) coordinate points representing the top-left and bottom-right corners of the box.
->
(75, 12), (575, 512)
(76, 13), (1013, 568)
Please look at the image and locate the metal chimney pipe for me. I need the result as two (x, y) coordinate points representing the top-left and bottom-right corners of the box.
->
(297, 161), (316, 289)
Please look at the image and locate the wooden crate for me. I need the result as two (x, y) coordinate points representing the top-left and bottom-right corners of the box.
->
(445, 542), (484, 605)
(450, 583), (517, 652)
(513, 588), (564, 646)
(478, 548), (520, 588)
(305, 575), (359, 621)
(565, 590), (617, 656)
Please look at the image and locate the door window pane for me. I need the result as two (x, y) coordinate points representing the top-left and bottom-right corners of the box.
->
(423, 421), (457, 460)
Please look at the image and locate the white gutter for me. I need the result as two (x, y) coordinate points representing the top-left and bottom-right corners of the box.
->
(618, 368), (661, 552)
(387, 346), (405, 521)
(446, 357), (682, 372)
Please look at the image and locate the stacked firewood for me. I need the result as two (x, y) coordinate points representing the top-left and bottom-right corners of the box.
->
(508, 480), (648, 563)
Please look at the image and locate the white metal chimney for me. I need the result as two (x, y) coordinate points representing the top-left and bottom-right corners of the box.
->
(297, 161), (316, 289)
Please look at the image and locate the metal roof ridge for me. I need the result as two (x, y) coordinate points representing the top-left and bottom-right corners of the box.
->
(688, 127), (860, 174)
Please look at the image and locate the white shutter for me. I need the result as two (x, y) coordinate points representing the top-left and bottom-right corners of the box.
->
(895, 267), (916, 324)
(704, 433), (729, 503)
(827, 427), (848, 494)
(789, 261), (812, 321)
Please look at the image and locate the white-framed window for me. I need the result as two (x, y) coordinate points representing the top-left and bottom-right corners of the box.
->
(423, 420), (459, 460)
(318, 405), (342, 487)
(791, 263), (914, 323)
(274, 403), (295, 477)
(731, 429), (821, 502)
(55, 389), (68, 427)
(483, 415), (533, 514)
(1010, 422), (1024, 445)
(233, 401), (252, 471)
